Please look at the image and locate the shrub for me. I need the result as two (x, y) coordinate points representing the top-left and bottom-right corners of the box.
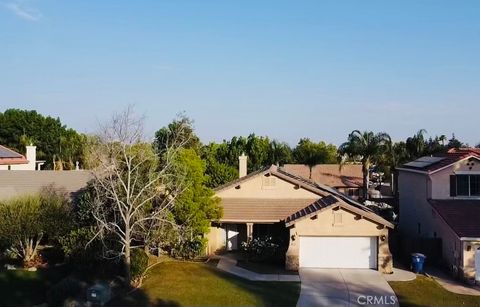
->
(59, 227), (103, 273)
(242, 236), (280, 262)
(0, 188), (72, 265)
(130, 248), (149, 280)
(171, 237), (205, 260)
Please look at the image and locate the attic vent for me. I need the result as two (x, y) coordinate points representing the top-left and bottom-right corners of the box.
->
(262, 177), (276, 189)
(235, 185), (241, 190)
(333, 212), (343, 226)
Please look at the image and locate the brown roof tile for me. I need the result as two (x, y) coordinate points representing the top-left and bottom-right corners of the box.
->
(283, 164), (363, 188)
(430, 199), (480, 238)
(220, 198), (318, 222)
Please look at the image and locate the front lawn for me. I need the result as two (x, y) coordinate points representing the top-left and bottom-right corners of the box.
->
(389, 275), (480, 307)
(112, 260), (300, 306)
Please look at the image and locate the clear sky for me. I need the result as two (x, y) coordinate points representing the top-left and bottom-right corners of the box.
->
(1, 1), (479, 146)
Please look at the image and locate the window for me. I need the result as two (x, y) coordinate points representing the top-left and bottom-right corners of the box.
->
(452, 174), (480, 197)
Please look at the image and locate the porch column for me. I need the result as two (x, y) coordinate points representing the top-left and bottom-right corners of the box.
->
(246, 223), (254, 241)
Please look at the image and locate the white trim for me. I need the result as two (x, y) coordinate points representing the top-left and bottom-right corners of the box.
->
(460, 237), (480, 241)
(396, 167), (428, 174)
(219, 219), (278, 223)
(397, 155), (480, 175)
(455, 171), (480, 175)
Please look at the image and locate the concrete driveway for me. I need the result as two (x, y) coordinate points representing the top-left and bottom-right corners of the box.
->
(297, 269), (398, 307)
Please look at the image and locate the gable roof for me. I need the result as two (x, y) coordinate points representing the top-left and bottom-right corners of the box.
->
(0, 145), (28, 165)
(430, 199), (480, 238)
(397, 148), (480, 174)
(283, 164), (363, 188)
(216, 165), (393, 228)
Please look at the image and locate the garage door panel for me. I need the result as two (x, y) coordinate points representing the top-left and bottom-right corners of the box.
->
(299, 236), (377, 269)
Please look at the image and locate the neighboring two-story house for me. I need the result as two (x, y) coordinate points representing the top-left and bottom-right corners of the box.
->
(397, 148), (480, 282)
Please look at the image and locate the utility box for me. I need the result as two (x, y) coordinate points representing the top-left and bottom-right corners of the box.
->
(86, 283), (111, 306)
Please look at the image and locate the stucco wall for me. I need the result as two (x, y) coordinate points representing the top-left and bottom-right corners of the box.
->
(430, 159), (480, 199)
(462, 241), (480, 280)
(285, 206), (392, 273)
(216, 174), (321, 199)
(206, 225), (226, 255)
(398, 171), (434, 238)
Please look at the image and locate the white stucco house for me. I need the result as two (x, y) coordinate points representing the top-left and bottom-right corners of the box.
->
(0, 145), (41, 170)
(397, 148), (480, 282)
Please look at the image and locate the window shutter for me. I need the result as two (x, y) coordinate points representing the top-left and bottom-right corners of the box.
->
(450, 175), (457, 197)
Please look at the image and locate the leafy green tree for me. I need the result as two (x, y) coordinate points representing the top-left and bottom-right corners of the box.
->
(153, 114), (201, 154)
(338, 131), (391, 199)
(201, 143), (238, 188)
(405, 129), (427, 159)
(0, 188), (72, 264)
(0, 109), (85, 169)
(293, 138), (337, 178)
(447, 134), (464, 149)
(269, 140), (293, 166)
(168, 148), (222, 258)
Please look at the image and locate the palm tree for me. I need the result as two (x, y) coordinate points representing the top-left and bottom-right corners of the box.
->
(338, 130), (391, 200)
(406, 129), (427, 159)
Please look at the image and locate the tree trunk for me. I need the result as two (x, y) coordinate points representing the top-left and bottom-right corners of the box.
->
(125, 230), (132, 283)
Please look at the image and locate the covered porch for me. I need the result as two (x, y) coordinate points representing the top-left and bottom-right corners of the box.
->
(207, 221), (289, 254)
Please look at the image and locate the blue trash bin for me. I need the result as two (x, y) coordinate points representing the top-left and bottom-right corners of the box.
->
(411, 253), (426, 273)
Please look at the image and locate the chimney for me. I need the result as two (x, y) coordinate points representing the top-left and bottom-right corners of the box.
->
(238, 153), (248, 178)
(25, 145), (36, 171)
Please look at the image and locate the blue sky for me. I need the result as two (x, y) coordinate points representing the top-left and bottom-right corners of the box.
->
(1, 1), (479, 146)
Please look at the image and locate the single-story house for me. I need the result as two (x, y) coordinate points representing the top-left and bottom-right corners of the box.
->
(207, 154), (394, 273)
(397, 148), (480, 281)
(283, 164), (364, 199)
(0, 170), (91, 201)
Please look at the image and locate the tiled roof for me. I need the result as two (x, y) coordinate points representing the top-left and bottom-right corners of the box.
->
(398, 148), (480, 173)
(430, 199), (480, 238)
(215, 165), (392, 228)
(0, 145), (28, 165)
(283, 164), (363, 188)
(0, 171), (91, 200)
(285, 195), (339, 224)
(220, 198), (318, 222)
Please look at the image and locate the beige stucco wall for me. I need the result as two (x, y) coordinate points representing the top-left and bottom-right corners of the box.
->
(216, 174), (321, 199)
(285, 206), (393, 273)
(462, 241), (480, 280)
(206, 225), (226, 255)
(430, 158), (480, 199)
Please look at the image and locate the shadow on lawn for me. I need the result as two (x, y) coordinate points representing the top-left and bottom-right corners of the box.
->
(0, 265), (70, 307)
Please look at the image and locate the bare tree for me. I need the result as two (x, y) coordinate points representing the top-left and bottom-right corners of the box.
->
(87, 107), (190, 283)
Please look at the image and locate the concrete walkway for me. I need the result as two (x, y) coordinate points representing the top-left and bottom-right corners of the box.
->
(426, 267), (480, 296)
(216, 257), (300, 282)
(383, 268), (416, 282)
(297, 268), (398, 307)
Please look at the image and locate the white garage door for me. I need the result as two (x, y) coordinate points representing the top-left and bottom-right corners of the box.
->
(299, 236), (377, 269)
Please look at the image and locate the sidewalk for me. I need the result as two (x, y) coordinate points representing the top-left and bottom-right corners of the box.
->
(426, 267), (480, 296)
(216, 256), (300, 282)
(384, 267), (416, 282)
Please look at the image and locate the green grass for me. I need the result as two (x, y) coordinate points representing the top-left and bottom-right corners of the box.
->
(112, 260), (300, 307)
(389, 275), (480, 307)
(0, 266), (69, 306)
(236, 260), (298, 275)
